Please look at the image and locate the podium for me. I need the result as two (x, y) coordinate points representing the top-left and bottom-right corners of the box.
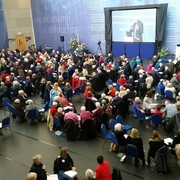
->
(176, 45), (180, 59)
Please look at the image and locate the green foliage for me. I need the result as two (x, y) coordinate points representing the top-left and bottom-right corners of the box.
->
(69, 38), (86, 51)
(158, 47), (168, 58)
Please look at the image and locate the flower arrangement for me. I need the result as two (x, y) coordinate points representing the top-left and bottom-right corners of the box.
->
(69, 38), (86, 51)
(158, 47), (168, 58)
(69, 38), (78, 50)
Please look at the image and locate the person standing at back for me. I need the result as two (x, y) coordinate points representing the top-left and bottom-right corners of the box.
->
(95, 155), (112, 180)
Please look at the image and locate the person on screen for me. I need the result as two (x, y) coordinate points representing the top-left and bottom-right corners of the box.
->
(129, 16), (143, 42)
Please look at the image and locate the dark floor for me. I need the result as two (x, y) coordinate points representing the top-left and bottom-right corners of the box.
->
(0, 60), (180, 180)
(0, 93), (180, 180)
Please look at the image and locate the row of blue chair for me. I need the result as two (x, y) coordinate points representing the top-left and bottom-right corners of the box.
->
(66, 84), (85, 100)
(107, 79), (120, 90)
(110, 115), (132, 132)
(101, 123), (141, 164)
(131, 105), (162, 127)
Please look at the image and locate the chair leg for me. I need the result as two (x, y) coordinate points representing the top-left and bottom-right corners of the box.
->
(102, 140), (107, 149)
(9, 126), (13, 135)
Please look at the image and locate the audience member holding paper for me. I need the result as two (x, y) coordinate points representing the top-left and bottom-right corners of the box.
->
(53, 147), (77, 180)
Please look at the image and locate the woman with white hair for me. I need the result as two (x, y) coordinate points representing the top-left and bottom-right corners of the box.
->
(92, 102), (103, 129)
(55, 107), (65, 127)
(18, 90), (28, 108)
(80, 106), (92, 124)
(165, 82), (176, 98)
(13, 99), (26, 122)
(29, 154), (47, 180)
(109, 123), (127, 152)
(85, 169), (95, 180)
(133, 97), (145, 113)
(26, 172), (37, 180)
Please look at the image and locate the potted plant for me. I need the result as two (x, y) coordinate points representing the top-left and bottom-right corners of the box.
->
(158, 47), (168, 58)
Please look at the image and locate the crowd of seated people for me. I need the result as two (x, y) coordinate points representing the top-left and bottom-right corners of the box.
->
(2, 47), (180, 171)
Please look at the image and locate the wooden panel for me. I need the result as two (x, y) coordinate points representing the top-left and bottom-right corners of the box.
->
(16, 34), (26, 51)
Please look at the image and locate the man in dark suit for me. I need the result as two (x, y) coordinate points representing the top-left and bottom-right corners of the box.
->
(129, 17), (143, 42)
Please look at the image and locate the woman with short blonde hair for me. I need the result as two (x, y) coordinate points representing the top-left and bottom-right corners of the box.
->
(127, 128), (145, 167)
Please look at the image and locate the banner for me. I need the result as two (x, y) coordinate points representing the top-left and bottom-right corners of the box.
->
(0, 0), (8, 49)
(30, 0), (180, 55)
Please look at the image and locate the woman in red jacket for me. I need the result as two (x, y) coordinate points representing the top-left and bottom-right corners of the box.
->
(118, 74), (126, 87)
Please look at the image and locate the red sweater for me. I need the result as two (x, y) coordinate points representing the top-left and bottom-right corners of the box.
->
(95, 161), (112, 180)
(118, 78), (126, 86)
(50, 106), (58, 117)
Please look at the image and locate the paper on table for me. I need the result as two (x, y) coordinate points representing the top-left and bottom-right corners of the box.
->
(64, 170), (78, 178)
(164, 138), (173, 145)
(0, 123), (2, 128)
(47, 174), (58, 180)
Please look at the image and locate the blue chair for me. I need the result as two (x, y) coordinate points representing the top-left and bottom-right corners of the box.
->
(126, 144), (139, 165)
(80, 84), (85, 93)
(115, 63), (120, 70)
(0, 117), (13, 136)
(7, 103), (18, 121)
(26, 109), (38, 123)
(38, 102), (49, 113)
(157, 85), (165, 96)
(54, 116), (62, 130)
(116, 115), (132, 131)
(2, 97), (11, 115)
(107, 79), (113, 85)
(131, 105), (137, 117)
(151, 114), (162, 127)
(62, 72), (69, 80)
(110, 119), (116, 131)
(165, 90), (173, 101)
(116, 83), (121, 91)
(101, 124), (112, 149)
(73, 87), (81, 95)
(17, 76), (25, 82)
(66, 89), (73, 101)
(137, 110), (151, 128)
(110, 132), (119, 147)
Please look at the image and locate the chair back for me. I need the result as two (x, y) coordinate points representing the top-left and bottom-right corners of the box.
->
(151, 114), (162, 125)
(2, 117), (10, 128)
(74, 87), (81, 94)
(7, 103), (17, 116)
(110, 132), (119, 146)
(101, 124), (108, 138)
(110, 119), (116, 131)
(54, 116), (61, 128)
(126, 144), (139, 158)
(2, 97), (10, 106)
(17, 76), (25, 81)
(66, 89), (73, 99)
(107, 79), (113, 85)
(116, 83), (120, 91)
(80, 84), (85, 93)
(116, 115), (123, 124)
(43, 102), (49, 112)
(62, 72), (69, 79)
(131, 105), (137, 117)
(137, 110), (146, 121)
(26, 109), (38, 119)
(165, 90), (173, 99)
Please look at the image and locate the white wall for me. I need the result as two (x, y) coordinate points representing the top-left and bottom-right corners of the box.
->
(2, 0), (35, 50)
